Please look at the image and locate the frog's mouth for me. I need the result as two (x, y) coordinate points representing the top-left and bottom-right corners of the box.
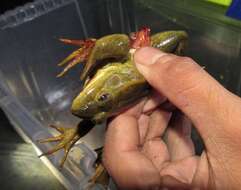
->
(71, 98), (98, 119)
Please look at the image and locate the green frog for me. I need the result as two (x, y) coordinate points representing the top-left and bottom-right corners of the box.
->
(38, 27), (188, 187)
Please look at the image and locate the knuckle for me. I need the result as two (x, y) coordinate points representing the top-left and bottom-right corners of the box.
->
(146, 54), (206, 109)
(158, 56), (205, 100)
(179, 56), (193, 63)
(154, 53), (176, 64)
(161, 56), (202, 85)
(165, 56), (199, 76)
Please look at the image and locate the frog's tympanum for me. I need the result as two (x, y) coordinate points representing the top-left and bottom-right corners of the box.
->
(38, 27), (188, 187)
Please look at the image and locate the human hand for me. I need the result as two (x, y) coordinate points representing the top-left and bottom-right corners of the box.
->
(103, 47), (241, 189)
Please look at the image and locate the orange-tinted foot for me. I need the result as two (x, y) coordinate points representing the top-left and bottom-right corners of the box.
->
(57, 38), (96, 77)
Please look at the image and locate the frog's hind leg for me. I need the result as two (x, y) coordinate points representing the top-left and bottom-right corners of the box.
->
(57, 38), (96, 77)
(38, 120), (95, 167)
(87, 147), (110, 189)
(88, 164), (109, 189)
(174, 38), (187, 55)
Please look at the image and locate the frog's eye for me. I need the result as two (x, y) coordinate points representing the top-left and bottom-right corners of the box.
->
(98, 93), (110, 102)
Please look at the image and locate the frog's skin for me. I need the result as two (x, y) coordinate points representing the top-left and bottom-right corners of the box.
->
(71, 59), (149, 123)
(38, 28), (188, 183)
(71, 30), (188, 124)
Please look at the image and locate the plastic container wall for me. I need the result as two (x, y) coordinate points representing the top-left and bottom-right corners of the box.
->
(134, 0), (241, 96)
(0, 0), (121, 189)
(0, 0), (241, 189)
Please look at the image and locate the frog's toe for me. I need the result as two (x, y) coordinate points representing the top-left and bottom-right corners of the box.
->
(59, 140), (76, 167)
(38, 140), (65, 157)
(37, 135), (63, 143)
(87, 163), (109, 189)
(38, 125), (80, 167)
(57, 38), (96, 77)
(56, 50), (85, 77)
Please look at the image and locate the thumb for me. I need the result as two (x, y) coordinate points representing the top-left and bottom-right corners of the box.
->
(134, 47), (241, 146)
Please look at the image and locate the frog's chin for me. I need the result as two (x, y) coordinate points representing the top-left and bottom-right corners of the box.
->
(71, 95), (98, 118)
(71, 111), (89, 119)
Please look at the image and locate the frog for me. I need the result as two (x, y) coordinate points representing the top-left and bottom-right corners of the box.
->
(38, 27), (188, 187)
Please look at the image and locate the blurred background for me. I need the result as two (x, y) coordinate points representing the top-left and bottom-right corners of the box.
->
(0, 0), (33, 14)
(0, 1), (65, 190)
(0, 0), (240, 189)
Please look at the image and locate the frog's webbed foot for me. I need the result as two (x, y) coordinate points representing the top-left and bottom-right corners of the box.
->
(87, 147), (110, 189)
(57, 38), (96, 78)
(38, 125), (80, 167)
(87, 164), (109, 189)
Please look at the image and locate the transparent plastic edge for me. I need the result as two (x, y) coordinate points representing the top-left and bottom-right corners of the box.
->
(0, 99), (98, 189)
(0, 0), (75, 29)
(0, 80), (97, 189)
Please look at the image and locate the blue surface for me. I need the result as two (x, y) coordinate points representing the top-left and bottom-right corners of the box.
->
(226, 0), (241, 20)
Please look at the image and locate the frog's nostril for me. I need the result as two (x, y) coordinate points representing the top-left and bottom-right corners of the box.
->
(80, 105), (89, 111)
(71, 99), (97, 117)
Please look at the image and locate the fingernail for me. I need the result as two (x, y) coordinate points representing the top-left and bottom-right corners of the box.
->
(134, 47), (166, 66)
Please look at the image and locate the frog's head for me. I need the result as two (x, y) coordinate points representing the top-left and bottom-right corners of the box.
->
(70, 69), (117, 121)
(70, 29), (188, 121)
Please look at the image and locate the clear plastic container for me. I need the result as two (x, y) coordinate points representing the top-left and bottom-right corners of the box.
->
(0, 0), (241, 189)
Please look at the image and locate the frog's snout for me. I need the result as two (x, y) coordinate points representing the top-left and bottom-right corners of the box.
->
(71, 95), (97, 118)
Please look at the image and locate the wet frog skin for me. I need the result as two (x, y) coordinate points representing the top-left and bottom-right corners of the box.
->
(38, 27), (188, 187)
(71, 29), (188, 124)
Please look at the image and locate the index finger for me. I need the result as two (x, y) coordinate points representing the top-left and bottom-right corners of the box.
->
(103, 101), (161, 188)
(105, 99), (146, 152)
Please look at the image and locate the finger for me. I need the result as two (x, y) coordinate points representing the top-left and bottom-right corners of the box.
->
(142, 138), (170, 171)
(145, 109), (171, 141)
(107, 98), (150, 147)
(138, 114), (150, 145)
(134, 47), (241, 148)
(106, 115), (140, 152)
(143, 90), (167, 114)
(123, 98), (147, 118)
(165, 112), (195, 161)
(104, 113), (160, 189)
(160, 156), (199, 189)
(123, 99), (149, 144)
(142, 109), (172, 170)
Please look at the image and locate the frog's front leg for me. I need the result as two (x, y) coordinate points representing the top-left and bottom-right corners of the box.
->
(38, 120), (95, 167)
